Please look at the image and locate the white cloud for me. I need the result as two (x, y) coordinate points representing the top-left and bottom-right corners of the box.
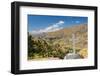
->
(58, 20), (64, 24)
(75, 21), (80, 23)
(31, 20), (64, 34)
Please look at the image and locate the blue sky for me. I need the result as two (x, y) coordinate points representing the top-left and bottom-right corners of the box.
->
(28, 15), (88, 34)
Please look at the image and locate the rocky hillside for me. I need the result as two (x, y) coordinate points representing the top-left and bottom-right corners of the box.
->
(44, 24), (88, 49)
(28, 24), (88, 60)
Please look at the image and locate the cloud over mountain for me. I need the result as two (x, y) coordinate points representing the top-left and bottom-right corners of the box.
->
(30, 20), (64, 34)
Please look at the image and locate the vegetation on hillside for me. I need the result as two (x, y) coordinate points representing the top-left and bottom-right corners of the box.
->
(28, 24), (88, 60)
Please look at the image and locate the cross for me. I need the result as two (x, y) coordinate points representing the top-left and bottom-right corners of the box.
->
(69, 33), (79, 54)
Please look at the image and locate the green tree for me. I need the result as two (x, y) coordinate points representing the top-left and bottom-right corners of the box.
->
(28, 35), (35, 57)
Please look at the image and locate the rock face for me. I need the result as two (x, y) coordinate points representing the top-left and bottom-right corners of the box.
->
(64, 53), (82, 59)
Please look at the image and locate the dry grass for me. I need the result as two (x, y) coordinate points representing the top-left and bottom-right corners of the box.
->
(78, 48), (88, 58)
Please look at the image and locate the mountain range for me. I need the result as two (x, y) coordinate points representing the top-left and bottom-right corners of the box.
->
(29, 24), (87, 49)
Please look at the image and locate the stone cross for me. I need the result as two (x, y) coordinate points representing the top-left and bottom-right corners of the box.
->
(70, 33), (79, 54)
